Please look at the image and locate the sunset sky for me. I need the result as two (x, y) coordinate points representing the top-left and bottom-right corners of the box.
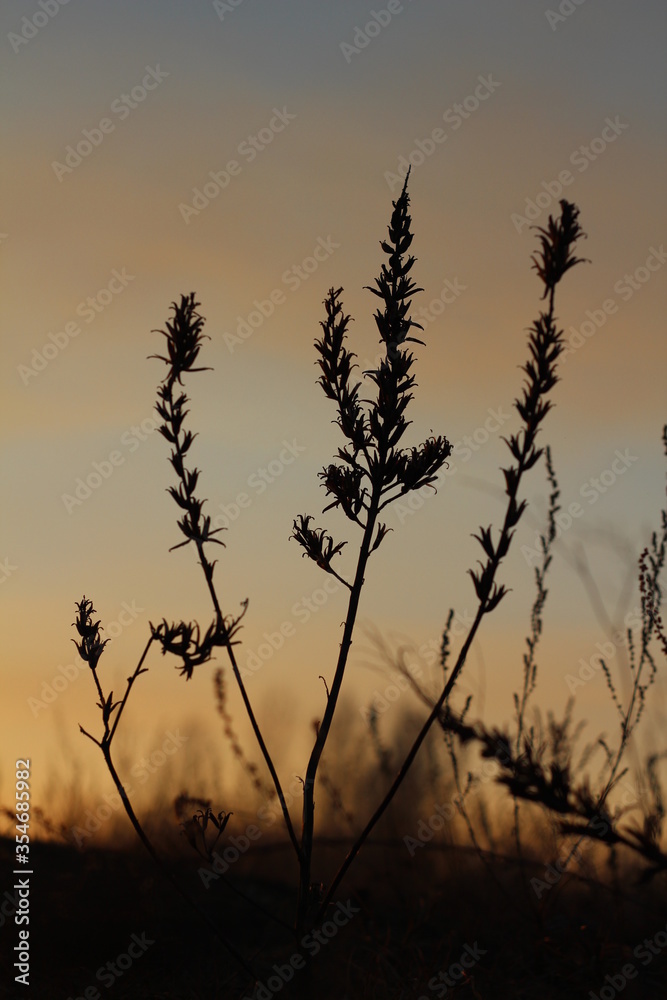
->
(2, 0), (666, 839)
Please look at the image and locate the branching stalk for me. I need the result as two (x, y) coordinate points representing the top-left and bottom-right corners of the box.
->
(73, 599), (255, 980)
(150, 294), (302, 863)
(315, 199), (588, 921)
(292, 173), (451, 929)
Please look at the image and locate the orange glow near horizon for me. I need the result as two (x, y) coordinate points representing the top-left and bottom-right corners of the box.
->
(2, 2), (666, 861)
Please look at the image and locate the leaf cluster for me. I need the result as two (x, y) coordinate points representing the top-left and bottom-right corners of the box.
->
(293, 174), (451, 570)
(72, 596), (110, 671)
(153, 318), (224, 554)
(469, 201), (587, 614)
(150, 601), (248, 680)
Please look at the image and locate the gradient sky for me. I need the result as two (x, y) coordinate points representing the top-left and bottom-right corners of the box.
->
(2, 0), (666, 837)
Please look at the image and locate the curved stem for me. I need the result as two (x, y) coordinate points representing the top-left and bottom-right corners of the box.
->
(163, 368), (302, 864)
(196, 539), (301, 861)
(317, 593), (489, 921)
(315, 289), (563, 921)
(190, 533), (301, 863)
(224, 633), (302, 862)
(297, 484), (381, 931)
(109, 636), (154, 742)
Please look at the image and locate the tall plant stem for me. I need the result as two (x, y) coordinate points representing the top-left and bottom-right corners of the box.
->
(297, 484), (381, 931)
(292, 173), (454, 930)
(160, 361), (302, 864)
(75, 603), (256, 981)
(194, 533), (302, 864)
(316, 269), (573, 922)
(316, 571), (495, 921)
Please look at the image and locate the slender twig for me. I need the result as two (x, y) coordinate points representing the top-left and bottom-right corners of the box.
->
(510, 445), (560, 901)
(109, 635), (154, 742)
(73, 598), (255, 980)
(151, 294), (302, 863)
(553, 475), (666, 885)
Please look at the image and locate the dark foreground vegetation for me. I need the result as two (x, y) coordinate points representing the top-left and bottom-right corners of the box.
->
(1, 829), (666, 999)
(3, 182), (664, 999)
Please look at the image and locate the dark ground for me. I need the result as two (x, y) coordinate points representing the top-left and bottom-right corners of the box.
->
(1, 833), (666, 1000)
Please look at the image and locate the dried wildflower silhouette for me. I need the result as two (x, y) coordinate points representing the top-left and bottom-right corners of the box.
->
(292, 172), (452, 927)
(380, 433), (667, 902)
(149, 292), (300, 866)
(313, 198), (589, 921)
(72, 183), (594, 978)
(72, 597), (255, 977)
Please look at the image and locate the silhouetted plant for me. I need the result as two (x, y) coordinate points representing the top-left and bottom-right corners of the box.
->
(72, 597), (255, 977)
(72, 184), (602, 978)
(381, 425), (667, 893)
(291, 173), (452, 928)
(314, 198), (589, 922)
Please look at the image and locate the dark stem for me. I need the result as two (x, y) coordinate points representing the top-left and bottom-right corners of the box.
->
(195, 530), (303, 864)
(164, 365), (302, 864)
(297, 480), (382, 931)
(315, 291), (561, 921)
(109, 635), (154, 742)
